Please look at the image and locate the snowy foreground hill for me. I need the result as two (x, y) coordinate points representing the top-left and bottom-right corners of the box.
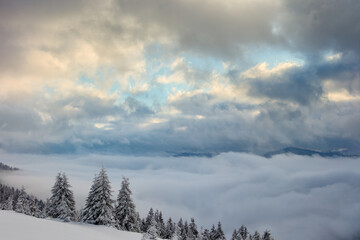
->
(0, 210), (147, 240)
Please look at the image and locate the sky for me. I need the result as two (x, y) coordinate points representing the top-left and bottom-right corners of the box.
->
(0, 0), (359, 156)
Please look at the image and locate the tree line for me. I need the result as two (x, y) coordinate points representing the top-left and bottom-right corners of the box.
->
(0, 165), (275, 240)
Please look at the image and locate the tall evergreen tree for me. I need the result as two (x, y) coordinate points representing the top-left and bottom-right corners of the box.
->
(142, 214), (158, 240)
(15, 186), (30, 215)
(253, 231), (261, 240)
(202, 228), (210, 240)
(189, 218), (199, 239)
(171, 224), (181, 240)
(262, 230), (272, 240)
(165, 217), (175, 239)
(81, 165), (114, 226)
(211, 222), (226, 240)
(156, 210), (166, 238)
(239, 225), (248, 240)
(231, 229), (239, 240)
(115, 177), (139, 232)
(216, 222), (226, 240)
(145, 208), (155, 231)
(3, 195), (13, 210)
(48, 173), (76, 221)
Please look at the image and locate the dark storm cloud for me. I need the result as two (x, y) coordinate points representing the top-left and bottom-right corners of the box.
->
(116, 0), (281, 58)
(247, 65), (322, 105)
(280, 0), (360, 54)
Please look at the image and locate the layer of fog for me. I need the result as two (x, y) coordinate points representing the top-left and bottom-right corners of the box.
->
(1, 152), (360, 240)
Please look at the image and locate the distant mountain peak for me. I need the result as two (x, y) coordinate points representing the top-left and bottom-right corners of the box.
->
(0, 162), (19, 171)
(264, 147), (358, 158)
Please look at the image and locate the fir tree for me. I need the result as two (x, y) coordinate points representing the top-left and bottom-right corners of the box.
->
(115, 177), (139, 232)
(189, 218), (198, 239)
(143, 214), (158, 240)
(210, 225), (217, 240)
(81, 165), (114, 226)
(156, 210), (166, 238)
(48, 173), (63, 218)
(15, 186), (30, 215)
(48, 173), (76, 221)
(212, 222), (226, 240)
(262, 230), (272, 240)
(145, 208), (155, 231)
(3, 195), (14, 210)
(171, 223), (181, 240)
(166, 217), (175, 239)
(239, 225), (248, 240)
(253, 231), (261, 240)
(197, 227), (204, 240)
(202, 228), (210, 240)
(231, 229), (239, 240)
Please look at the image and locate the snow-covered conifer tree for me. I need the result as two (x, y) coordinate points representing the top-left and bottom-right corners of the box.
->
(239, 225), (248, 240)
(47, 173), (63, 218)
(216, 222), (226, 240)
(142, 214), (158, 240)
(171, 224), (181, 240)
(252, 231), (261, 240)
(156, 210), (166, 238)
(81, 165), (114, 226)
(48, 172), (76, 221)
(145, 208), (155, 231)
(262, 230), (273, 240)
(165, 217), (175, 239)
(231, 229), (239, 240)
(115, 177), (139, 232)
(28, 196), (41, 218)
(3, 195), (14, 210)
(189, 218), (198, 239)
(15, 186), (30, 215)
(196, 227), (204, 240)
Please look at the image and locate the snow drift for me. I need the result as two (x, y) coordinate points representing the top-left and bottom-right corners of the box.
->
(0, 210), (144, 240)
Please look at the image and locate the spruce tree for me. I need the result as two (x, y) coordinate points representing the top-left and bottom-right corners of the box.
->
(145, 208), (155, 231)
(231, 229), (239, 240)
(166, 218), (175, 239)
(216, 222), (226, 240)
(115, 177), (139, 232)
(156, 210), (166, 238)
(189, 218), (198, 239)
(15, 186), (30, 215)
(262, 230), (272, 240)
(48, 173), (76, 221)
(3, 195), (13, 210)
(171, 224), (181, 240)
(253, 231), (261, 240)
(239, 225), (248, 240)
(81, 165), (114, 226)
(60, 173), (76, 221)
(47, 173), (63, 218)
(142, 214), (158, 240)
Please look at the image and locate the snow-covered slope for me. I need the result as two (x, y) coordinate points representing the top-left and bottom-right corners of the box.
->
(0, 210), (143, 240)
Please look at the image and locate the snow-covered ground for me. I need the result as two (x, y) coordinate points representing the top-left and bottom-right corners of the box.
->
(0, 210), (144, 240)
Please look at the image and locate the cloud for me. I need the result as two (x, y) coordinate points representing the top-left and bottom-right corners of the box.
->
(116, 0), (282, 59)
(1, 152), (360, 240)
(0, 0), (359, 156)
(279, 0), (360, 54)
